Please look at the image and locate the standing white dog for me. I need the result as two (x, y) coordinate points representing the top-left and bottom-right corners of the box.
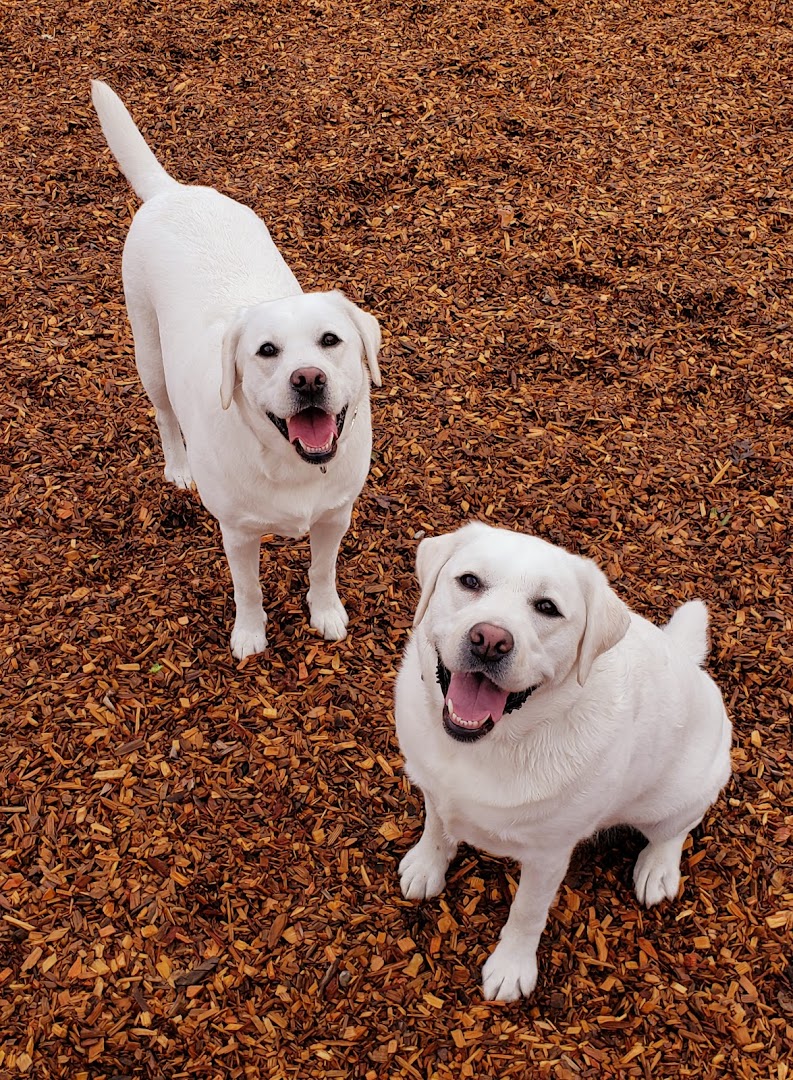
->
(396, 522), (732, 1001)
(91, 81), (382, 659)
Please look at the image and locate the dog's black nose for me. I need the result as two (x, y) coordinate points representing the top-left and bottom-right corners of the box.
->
(469, 622), (514, 661)
(290, 367), (326, 393)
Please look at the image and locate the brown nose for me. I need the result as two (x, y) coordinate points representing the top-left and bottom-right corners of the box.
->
(290, 367), (326, 393)
(469, 622), (514, 661)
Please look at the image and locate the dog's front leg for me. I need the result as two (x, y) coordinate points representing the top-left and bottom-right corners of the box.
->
(306, 503), (352, 640)
(399, 790), (458, 900)
(481, 848), (573, 1002)
(220, 523), (267, 659)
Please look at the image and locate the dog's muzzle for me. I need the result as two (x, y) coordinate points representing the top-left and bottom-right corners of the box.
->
(267, 405), (349, 465)
(436, 657), (537, 743)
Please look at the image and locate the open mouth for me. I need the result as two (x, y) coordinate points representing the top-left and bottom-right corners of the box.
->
(267, 405), (348, 465)
(436, 659), (537, 743)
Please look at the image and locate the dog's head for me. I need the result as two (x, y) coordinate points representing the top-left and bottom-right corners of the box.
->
(220, 290), (381, 465)
(413, 522), (631, 742)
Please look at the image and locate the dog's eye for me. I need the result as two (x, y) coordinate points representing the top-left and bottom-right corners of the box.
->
(320, 332), (341, 348)
(535, 598), (562, 617)
(257, 342), (279, 358)
(458, 573), (481, 591)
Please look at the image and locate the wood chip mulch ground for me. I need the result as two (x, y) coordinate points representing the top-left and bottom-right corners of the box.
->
(2, 0), (792, 1077)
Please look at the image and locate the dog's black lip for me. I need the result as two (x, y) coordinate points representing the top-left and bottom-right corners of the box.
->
(266, 405), (348, 465)
(267, 412), (290, 439)
(435, 658), (537, 742)
(442, 707), (494, 743)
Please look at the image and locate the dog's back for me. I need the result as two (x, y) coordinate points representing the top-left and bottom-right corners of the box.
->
(92, 80), (301, 312)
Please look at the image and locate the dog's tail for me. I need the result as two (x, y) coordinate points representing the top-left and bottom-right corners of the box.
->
(663, 599), (709, 667)
(91, 80), (180, 202)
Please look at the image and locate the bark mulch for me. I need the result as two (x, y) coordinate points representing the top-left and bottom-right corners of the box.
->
(2, 0), (792, 1077)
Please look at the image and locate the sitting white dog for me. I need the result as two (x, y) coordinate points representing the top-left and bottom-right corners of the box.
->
(91, 81), (382, 659)
(395, 522), (732, 1001)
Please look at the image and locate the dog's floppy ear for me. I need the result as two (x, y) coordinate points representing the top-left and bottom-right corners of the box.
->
(414, 534), (458, 628)
(330, 291), (382, 387)
(414, 522), (489, 628)
(220, 308), (249, 410)
(576, 560), (631, 686)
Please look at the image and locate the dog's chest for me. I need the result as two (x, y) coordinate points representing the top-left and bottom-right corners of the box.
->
(234, 482), (341, 537)
(195, 449), (352, 535)
(436, 786), (552, 857)
(411, 749), (562, 857)
(407, 728), (593, 859)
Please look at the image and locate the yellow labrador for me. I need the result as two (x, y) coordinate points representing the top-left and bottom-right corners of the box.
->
(396, 522), (731, 1000)
(92, 81), (381, 659)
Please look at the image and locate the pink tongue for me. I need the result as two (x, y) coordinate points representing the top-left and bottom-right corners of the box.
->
(286, 408), (338, 450)
(447, 671), (509, 726)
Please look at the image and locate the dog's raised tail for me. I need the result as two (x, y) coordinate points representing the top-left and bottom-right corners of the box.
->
(91, 80), (179, 202)
(664, 599), (709, 667)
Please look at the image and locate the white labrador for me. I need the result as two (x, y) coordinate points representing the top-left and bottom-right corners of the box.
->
(396, 522), (732, 1001)
(91, 81), (382, 659)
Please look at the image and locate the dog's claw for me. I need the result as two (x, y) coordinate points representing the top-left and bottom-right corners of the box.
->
(164, 465), (194, 490)
(398, 842), (448, 900)
(481, 943), (538, 1001)
(308, 594), (349, 641)
(633, 842), (682, 907)
(230, 624), (268, 660)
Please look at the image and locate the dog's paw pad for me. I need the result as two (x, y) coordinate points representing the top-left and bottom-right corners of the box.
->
(481, 944), (538, 1002)
(230, 625), (268, 660)
(633, 844), (681, 907)
(308, 596), (349, 641)
(398, 844), (448, 901)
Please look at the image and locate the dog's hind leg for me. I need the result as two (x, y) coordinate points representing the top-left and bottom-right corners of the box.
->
(632, 812), (704, 908)
(631, 726), (730, 910)
(127, 297), (193, 489)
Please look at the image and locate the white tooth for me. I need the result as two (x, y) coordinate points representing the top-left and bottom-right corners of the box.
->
(446, 699), (485, 729)
(298, 437), (333, 454)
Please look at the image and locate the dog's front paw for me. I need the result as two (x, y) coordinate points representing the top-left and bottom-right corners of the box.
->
(230, 623), (268, 660)
(399, 842), (448, 900)
(633, 842), (681, 907)
(481, 941), (538, 1002)
(308, 593), (349, 641)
